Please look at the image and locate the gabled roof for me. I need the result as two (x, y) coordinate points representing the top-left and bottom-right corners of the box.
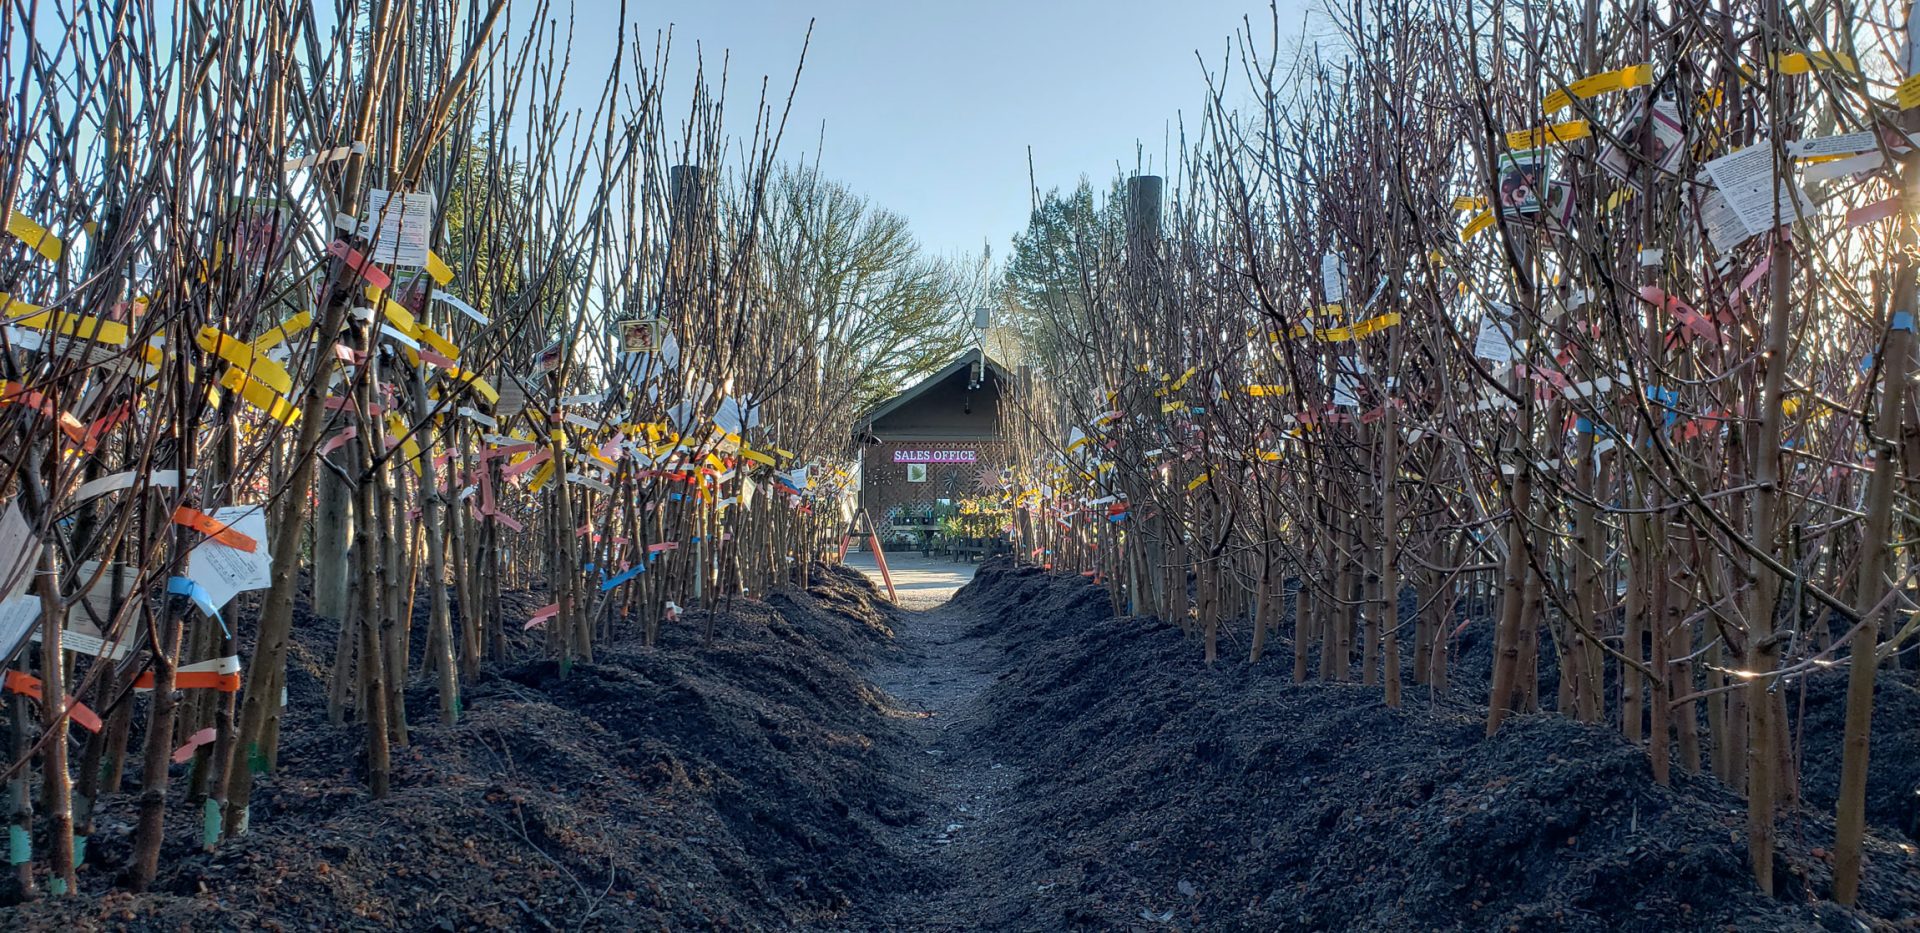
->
(854, 347), (1013, 436)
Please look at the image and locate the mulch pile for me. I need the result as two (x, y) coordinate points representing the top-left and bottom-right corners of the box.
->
(1798, 667), (1920, 843)
(10, 557), (1919, 931)
(948, 558), (1920, 932)
(3, 563), (920, 931)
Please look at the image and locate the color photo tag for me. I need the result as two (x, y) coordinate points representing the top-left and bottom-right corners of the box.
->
(1599, 97), (1685, 187)
(620, 318), (665, 353)
(1498, 147), (1551, 216)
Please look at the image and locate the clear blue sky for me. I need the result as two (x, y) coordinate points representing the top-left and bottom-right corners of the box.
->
(558, 0), (1314, 260)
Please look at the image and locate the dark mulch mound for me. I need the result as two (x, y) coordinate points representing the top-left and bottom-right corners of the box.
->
(15, 553), (1918, 932)
(1, 562), (918, 931)
(1797, 667), (1920, 841)
(951, 557), (1920, 932)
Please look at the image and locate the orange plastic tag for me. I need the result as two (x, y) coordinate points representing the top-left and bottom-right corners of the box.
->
(131, 670), (241, 692)
(171, 507), (258, 552)
(3, 671), (102, 731)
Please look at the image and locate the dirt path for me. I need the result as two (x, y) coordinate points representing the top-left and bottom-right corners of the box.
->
(851, 579), (1027, 930)
(843, 550), (976, 610)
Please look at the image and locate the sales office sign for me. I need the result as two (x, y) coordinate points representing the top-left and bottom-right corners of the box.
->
(893, 449), (977, 464)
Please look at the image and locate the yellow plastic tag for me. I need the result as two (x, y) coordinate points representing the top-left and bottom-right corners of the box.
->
(197, 327), (293, 395)
(5, 210), (63, 263)
(1542, 63), (1652, 114)
(414, 323), (461, 361)
(219, 368), (300, 424)
(1461, 211), (1496, 241)
(442, 365), (500, 405)
(1506, 119), (1590, 150)
(2, 295), (128, 346)
(425, 250), (455, 286)
(251, 311), (313, 352)
(1900, 74), (1920, 111)
(386, 412), (422, 475)
(1774, 51), (1854, 75)
(363, 285), (419, 334)
(527, 460), (556, 492)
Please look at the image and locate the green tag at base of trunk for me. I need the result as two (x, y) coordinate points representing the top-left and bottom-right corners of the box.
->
(201, 798), (222, 848)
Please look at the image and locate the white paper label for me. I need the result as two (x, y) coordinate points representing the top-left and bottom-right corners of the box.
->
(1703, 145), (1818, 236)
(361, 190), (435, 267)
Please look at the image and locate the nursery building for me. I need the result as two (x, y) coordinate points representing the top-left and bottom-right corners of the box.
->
(852, 348), (1013, 533)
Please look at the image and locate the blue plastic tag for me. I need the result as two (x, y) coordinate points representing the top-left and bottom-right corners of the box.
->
(167, 577), (228, 637)
(600, 565), (644, 591)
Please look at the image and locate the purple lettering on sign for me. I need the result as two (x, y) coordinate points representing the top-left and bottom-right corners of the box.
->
(891, 449), (977, 464)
